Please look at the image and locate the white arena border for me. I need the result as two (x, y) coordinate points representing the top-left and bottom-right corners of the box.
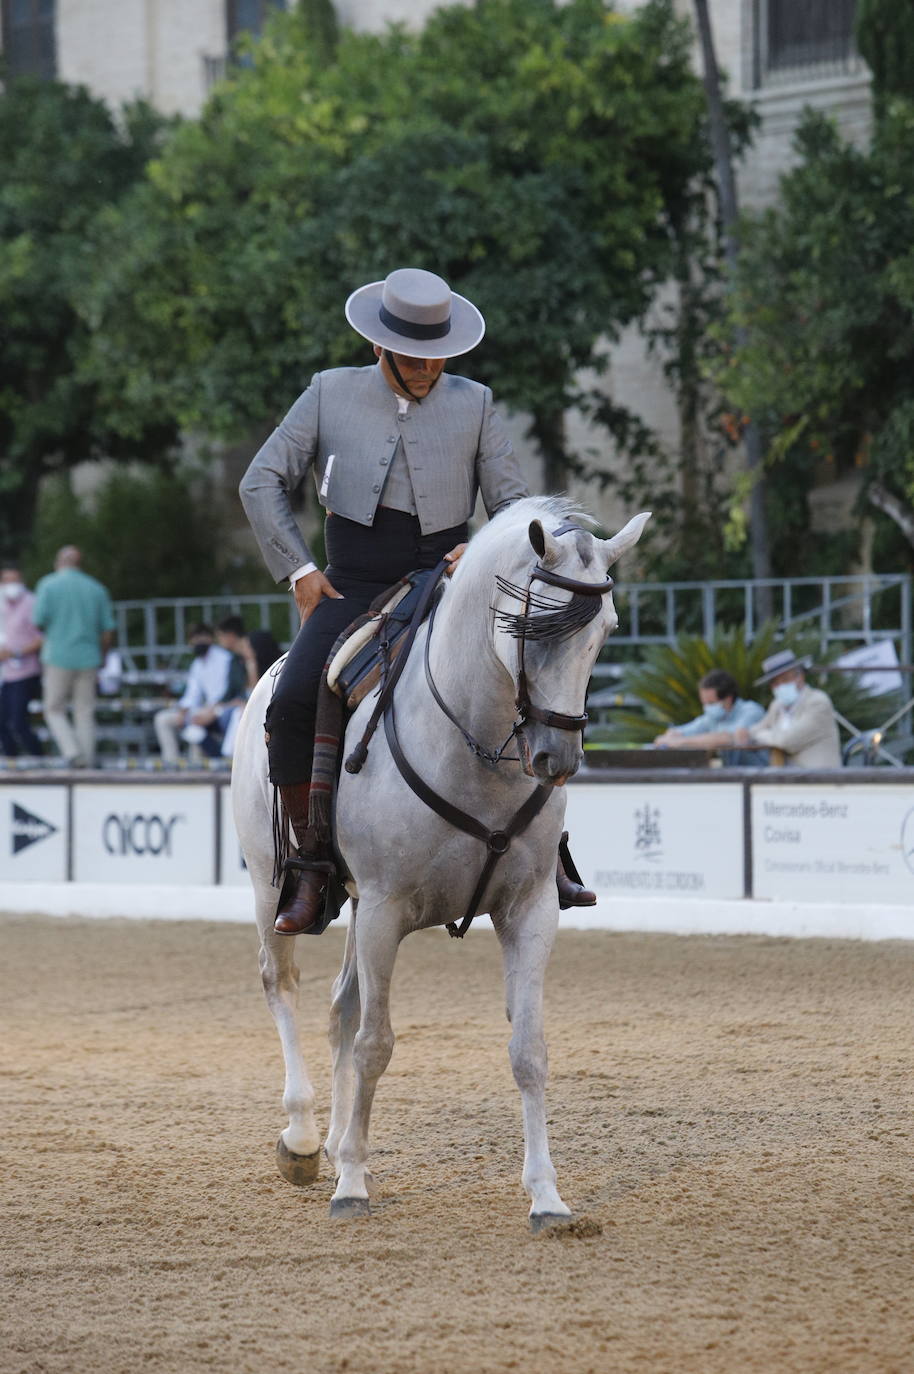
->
(0, 882), (911, 941)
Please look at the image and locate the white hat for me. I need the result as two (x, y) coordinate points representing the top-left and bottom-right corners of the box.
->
(344, 267), (485, 358)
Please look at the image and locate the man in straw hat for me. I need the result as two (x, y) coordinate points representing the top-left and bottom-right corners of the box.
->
(240, 267), (597, 933)
(732, 648), (841, 768)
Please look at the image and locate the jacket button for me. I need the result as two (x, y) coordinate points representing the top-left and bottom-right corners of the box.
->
(372, 483), (380, 492)
(380, 457), (389, 465)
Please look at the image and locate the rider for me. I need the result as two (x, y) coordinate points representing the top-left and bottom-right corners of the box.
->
(240, 267), (596, 934)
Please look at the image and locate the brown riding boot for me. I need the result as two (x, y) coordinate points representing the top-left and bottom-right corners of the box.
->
(274, 782), (329, 936)
(556, 831), (597, 910)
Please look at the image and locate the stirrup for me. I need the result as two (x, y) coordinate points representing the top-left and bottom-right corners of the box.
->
(276, 854), (348, 937)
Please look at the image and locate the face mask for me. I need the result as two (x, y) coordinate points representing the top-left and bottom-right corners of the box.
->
(2, 582), (24, 601)
(773, 681), (800, 707)
(192, 642), (211, 658)
(703, 702), (726, 724)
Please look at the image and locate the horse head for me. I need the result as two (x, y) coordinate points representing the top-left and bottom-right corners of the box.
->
(489, 502), (650, 785)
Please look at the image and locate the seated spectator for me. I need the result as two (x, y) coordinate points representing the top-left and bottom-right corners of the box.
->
(245, 628), (283, 683)
(154, 623), (247, 766)
(216, 625), (284, 759)
(654, 668), (768, 766)
(0, 564), (44, 761)
(733, 649), (841, 768)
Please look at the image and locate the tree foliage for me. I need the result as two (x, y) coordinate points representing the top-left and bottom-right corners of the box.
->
(710, 101), (914, 565)
(79, 0), (716, 496)
(0, 79), (175, 556)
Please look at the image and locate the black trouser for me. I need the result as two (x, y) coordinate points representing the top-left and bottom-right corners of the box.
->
(0, 675), (43, 756)
(265, 509), (467, 785)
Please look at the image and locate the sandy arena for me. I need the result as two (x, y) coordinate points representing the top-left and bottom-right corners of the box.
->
(1, 913), (912, 1374)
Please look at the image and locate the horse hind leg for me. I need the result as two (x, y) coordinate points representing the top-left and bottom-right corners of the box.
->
(324, 900), (361, 1176)
(258, 903), (322, 1186)
(496, 900), (572, 1231)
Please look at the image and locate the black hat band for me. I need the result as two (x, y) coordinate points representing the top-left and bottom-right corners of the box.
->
(378, 303), (451, 341)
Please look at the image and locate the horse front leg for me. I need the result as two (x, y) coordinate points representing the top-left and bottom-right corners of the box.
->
(496, 895), (572, 1231)
(255, 881), (322, 1186)
(329, 903), (400, 1218)
(324, 900), (360, 1176)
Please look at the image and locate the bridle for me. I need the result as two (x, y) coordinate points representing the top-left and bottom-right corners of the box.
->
(378, 521), (616, 938)
(424, 527), (615, 764)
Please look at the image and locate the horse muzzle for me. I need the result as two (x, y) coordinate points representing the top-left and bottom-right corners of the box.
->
(518, 726), (583, 785)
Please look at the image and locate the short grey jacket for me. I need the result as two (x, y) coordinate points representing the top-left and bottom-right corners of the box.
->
(240, 365), (529, 583)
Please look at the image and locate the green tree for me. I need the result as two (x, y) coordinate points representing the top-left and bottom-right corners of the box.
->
(0, 78), (175, 557)
(710, 102), (914, 567)
(81, 0), (718, 498)
(856, 0), (914, 117)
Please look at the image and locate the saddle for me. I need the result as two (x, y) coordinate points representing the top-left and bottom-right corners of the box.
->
(327, 568), (439, 710)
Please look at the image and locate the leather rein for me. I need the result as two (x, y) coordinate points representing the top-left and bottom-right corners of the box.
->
(378, 533), (614, 938)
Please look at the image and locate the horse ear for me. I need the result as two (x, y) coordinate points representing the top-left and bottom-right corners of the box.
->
(528, 520), (546, 558)
(602, 512), (651, 567)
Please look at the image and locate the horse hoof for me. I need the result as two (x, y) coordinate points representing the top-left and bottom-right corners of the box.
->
(530, 1211), (574, 1235)
(276, 1137), (321, 1186)
(330, 1196), (371, 1220)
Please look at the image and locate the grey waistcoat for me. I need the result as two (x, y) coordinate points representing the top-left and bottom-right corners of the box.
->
(240, 364), (528, 583)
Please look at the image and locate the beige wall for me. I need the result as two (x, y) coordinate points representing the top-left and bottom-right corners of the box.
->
(55, 0), (226, 117)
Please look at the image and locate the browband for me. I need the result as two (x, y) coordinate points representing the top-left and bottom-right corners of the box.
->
(531, 565), (614, 596)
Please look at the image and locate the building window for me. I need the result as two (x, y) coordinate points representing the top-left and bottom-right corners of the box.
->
(226, 0), (287, 45)
(1, 0), (57, 79)
(752, 0), (861, 88)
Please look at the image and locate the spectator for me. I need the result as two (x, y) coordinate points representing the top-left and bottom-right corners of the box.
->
(0, 564), (44, 761)
(734, 649), (841, 768)
(33, 546), (115, 768)
(154, 623), (247, 766)
(216, 623), (284, 759)
(245, 628), (283, 684)
(654, 669), (768, 766)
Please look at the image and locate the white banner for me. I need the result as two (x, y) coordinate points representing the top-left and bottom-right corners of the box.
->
(219, 786), (249, 887)
(73, 785), (216, 885)
(752, 784), (914, 906)
(564, 783), (745, 900)
(0, 785), (69, 882)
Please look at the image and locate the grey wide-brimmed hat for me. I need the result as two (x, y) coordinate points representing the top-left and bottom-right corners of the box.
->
(755, 648), (812, 685)
(344, 267), (485, 358)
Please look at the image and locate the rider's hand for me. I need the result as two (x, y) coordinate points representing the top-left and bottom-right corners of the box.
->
(293, 568), (343, 623)
(444, 542), (468, 575)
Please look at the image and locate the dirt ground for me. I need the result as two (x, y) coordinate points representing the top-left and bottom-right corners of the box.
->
(1, 915), (912, 1374)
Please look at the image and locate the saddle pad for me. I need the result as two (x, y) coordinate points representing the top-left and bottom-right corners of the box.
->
(326, 582), (412, 696)
(327, 569), (438, 711)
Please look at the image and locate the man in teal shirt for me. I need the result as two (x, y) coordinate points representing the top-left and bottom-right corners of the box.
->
(34, 546), (115, 768)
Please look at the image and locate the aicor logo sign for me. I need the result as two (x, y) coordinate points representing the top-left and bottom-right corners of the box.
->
(103, 811), (186, 858)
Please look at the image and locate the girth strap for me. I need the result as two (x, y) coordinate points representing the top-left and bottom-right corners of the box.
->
(383, 697), (552, 937)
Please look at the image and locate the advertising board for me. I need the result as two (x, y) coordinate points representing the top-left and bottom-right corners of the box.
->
(219, 785), (249, 887)
(752, 784), (914, 908)
(0, 785), (69, 882)
(73, 784), (216, 885)
(564, 782), (745, 900)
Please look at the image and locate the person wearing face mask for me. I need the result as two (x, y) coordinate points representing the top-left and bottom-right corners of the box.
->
(0, 564), (44, 761)
(653, 668), (767, 766)
(153, 623), (248, 767)
(732, 649), (841, 768)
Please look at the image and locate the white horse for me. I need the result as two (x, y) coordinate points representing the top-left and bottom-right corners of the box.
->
(232, 496), (649, 1228)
